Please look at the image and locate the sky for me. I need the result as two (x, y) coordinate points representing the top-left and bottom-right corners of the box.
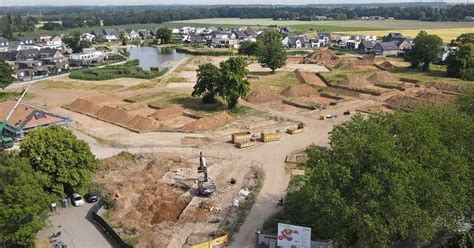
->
(0, 0), (466, 7)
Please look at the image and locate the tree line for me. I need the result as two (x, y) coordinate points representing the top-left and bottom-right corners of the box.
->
(1, 4), (473, 37)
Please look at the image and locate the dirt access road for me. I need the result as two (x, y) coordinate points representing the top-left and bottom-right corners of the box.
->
(230, 100), (368, 247)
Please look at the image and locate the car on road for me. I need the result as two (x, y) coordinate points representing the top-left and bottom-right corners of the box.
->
(84, 193), (98, 203)
(71, 193), (85, 207)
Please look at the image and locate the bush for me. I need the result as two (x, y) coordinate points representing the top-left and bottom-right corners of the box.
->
(103, 194), (117, 210)
(460, 68), (474, 81)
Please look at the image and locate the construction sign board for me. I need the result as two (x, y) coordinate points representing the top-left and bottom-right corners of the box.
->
(277, 223), (311, 248)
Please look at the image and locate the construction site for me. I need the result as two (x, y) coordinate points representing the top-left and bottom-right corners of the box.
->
(3, 48), (473, 247)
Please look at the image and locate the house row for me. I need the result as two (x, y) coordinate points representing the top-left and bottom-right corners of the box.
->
(0, 48), (69, 80)
(182, 26), (260, 48)
(85, 28), (157, 42)
(0, 36), (64, 53)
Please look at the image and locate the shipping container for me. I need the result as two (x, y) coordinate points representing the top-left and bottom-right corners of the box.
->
(261, 131), (281, 142)
(231, 131), (252, 144)
(287, 127), (304, 135)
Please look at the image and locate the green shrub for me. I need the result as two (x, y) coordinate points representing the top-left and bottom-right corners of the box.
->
(460, 68), (474, 81)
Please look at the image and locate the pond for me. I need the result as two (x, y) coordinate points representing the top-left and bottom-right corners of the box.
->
(127, 46), (189, 71)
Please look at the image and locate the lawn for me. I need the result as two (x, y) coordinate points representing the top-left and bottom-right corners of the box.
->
(0, 91), (36, 102)
(69, 60), (168, 81)
(38, 80), (124, 92)
(248, 71), (300, 92)
(129, 91), (257, 116)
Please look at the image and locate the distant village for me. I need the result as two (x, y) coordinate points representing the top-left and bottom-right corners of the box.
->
(0, 25), (457, 81)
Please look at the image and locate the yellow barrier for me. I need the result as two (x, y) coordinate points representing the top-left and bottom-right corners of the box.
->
(191, 235), (228, 248)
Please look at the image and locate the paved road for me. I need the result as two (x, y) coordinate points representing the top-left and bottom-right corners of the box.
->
(37, 202), (112, 248)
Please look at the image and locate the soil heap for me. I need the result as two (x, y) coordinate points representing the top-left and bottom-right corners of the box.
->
(64, 98), (102, 116)
(245, 87), (281, 104)
(150, 105), (184, 120)
(339, 75), (371, 87)
(367, 71), (398, 83)
(181, 112), (233, 131)
(379, 61), (397, 71)
(281, 84), (317, 97)
(302, 48), (341, 68)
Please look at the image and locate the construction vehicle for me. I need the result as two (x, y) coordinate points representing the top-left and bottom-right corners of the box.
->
(1, 84), (31, 150)
(197, 151), (216, 196)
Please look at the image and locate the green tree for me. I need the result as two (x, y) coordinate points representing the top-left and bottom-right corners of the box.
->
(155, 27), (172, 44)
(283, 105), (472, 247)
(2, 14), (14, 40)
(217, 57), (250, 108)
(118, 31), (128, 46)
(238, 40), (258, 56)
(256, 31), (287, 73)
(20, 125), (99, 197)
(192, 63), (221, 104)
(0, 60), (15, 89)
(0, 153), (50, 247)
(446, 34), (474, 81)
(405, 31), (443, 71)
(64, 31), (91, 53)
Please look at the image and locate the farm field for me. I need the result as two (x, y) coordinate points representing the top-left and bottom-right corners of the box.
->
(170, 18), (474, 30)
(338, 28), (474, 43)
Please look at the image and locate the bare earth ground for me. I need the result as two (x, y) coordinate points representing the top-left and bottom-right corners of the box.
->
(5, 52), (466, 247)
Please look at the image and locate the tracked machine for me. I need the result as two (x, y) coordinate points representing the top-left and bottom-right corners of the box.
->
(197, 151), (216, 196)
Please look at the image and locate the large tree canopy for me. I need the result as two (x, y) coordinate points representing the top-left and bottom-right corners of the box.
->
(155, 27), (172, 44)
(19, 125), (98, 197)
(217, 57), (250, 108)
(256, 31), (287, 73)
(281, 104), (472, 247)
(446, 33), (474, 81)
(0, 60), (15, 89)
(0, 153), (50, 247)
(405, 31), (443, 71)
(192, 63), (221, 103)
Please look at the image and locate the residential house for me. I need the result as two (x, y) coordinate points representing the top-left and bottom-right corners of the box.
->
(318, 32), (331, 47)
(358, 40), (376, 54)
(41, 35), (63, 49)
(179, 27), (192, 35)
(382, 32), (404, 43)
(171, 28), (180, 34)
(68, 47), (106, 66)
(128, 29), (140, 39)
(81, 33), (95, 42)
(138, 29), (153, 39)
(210, 32), (238, 48)
(282, 36), (306, 48)
(184, 34), (207, 46)
(373, 42), (400, 56)
(37, 48), (69, 73)
(18, 37), (35, 45)
(0, 100), (70, 140)
(103, 29), (118, 42)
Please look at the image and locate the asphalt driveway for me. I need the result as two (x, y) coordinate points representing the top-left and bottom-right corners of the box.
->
(37, 202), (112, 248)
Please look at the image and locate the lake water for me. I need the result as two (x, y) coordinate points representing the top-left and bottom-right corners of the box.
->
(127, 46), (189, 71)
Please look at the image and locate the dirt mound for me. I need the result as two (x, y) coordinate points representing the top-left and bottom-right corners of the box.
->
(64, 98), (102, 115)
(339, 75), (371, 87)
(150, 105), (184, 120)
(281, 84), (317, 97)
(416, 90), (455, 104)
(361, 54), (375, 62)
(83, 94), (120, 103)
(245, 87), (281, 104)
(379, 61), (397, 71)
(303, 48), (341, 68)
(96, 106), (134, 126)
(367, 71), (398, 83)
(127, 115), (161, 131)
(294, 70), (327, 88)
(181, 112), (233, 131)
(385, 95), (433, 109)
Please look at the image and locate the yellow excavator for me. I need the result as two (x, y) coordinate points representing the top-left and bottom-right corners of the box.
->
(0, 84), (32, 150)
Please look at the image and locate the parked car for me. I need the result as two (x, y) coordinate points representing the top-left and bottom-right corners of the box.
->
(84, 193), (98, 203)
(71, 193), (85, 207)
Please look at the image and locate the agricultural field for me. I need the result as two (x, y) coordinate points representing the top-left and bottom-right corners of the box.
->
(338, 28), (474, 43)
(170, 18), (474, 32)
